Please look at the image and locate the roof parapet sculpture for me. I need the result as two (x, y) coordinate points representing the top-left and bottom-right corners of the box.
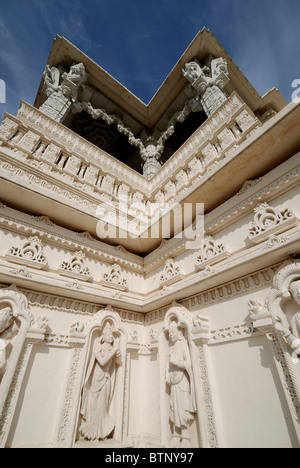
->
(182, 57), (230, 116)
(40, 62), (89, 122)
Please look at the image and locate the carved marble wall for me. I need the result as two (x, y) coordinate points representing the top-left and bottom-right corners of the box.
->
(1, 256), (300, 448)
(0, 107), (299, 448)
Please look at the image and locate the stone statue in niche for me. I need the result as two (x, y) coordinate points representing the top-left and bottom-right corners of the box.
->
(79, 321), (122, 441)
(0, 306), (17, 382)
(166, 321), (196, 448)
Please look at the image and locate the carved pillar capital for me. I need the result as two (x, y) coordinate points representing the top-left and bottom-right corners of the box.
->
(40, 63), (89, 123)
(140, 143), (162, 180)
(182, 57), (230, 116)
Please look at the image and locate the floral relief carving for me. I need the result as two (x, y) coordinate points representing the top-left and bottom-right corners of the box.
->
(195, 236), (230, 270)
(248, 203), (298, 244)
(100, 264), (128, 291)
(9, 267), (32, 278)
(263, 234), (289, 251)
(58, 251), (92, 282)
(6, 236), (47, 270)
(160, 258), (183, 287)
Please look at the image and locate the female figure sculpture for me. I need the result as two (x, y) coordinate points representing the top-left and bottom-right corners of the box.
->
(289, 280), (300, 338)
(80, 321), (122, 441)
(166, 321), (196, 448)
(0, 307), (14, 382)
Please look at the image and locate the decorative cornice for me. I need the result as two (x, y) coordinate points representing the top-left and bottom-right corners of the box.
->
(145, 263), (281, 324)
(0, 207), (143, 272)
(205, 163), (300, 234)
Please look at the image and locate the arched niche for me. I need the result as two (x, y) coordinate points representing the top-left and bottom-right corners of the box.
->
(266, 260), (300, 338)
(0, 288), (32, 448)
(73, 308), (127, 447)
(263, 260), (300, 442)
(158, 304), (202, 448)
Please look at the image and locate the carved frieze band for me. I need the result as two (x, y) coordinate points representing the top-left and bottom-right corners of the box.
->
(0, 210), (143, 273)
(206, 167), (300, 234)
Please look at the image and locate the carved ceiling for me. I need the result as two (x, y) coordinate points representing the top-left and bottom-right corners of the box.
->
(69, 109), (208, 173)
(69, 112), (142, 173)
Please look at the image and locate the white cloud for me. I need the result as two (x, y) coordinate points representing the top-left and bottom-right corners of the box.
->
(30, 0), (93, 52)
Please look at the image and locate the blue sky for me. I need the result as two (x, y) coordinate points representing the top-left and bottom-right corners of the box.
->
(0, 0), (300, 122)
